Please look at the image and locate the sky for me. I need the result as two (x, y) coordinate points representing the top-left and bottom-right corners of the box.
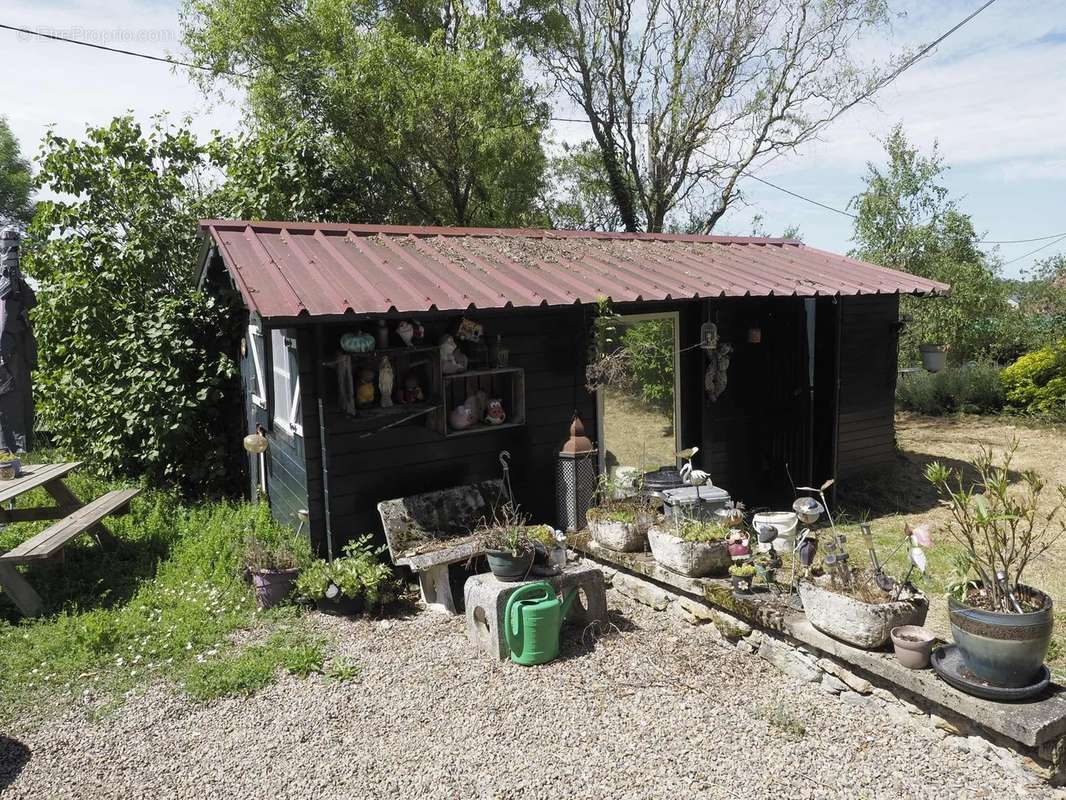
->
(2, 0), (1065, 278)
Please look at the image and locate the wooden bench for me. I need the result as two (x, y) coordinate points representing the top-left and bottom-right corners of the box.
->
(0, 487), (141, 616)
(377, 480), (507, 614)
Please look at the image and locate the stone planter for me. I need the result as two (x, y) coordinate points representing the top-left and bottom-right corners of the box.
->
(798, 577), (928, 649)
(588, 517), (646, 552)
(647, 527), (730, 578)
(949, 584), (1053, 688)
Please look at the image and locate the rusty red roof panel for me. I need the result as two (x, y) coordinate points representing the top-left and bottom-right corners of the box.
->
(200, 220), (949, 319)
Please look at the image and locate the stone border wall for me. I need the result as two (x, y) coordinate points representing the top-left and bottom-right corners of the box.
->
(599, 562), (1061, 785)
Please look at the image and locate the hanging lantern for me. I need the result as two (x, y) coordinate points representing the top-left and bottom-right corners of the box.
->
(243, 429), (269, 454)
(747, 326), (762, 344)
(556, 414), (597, 533)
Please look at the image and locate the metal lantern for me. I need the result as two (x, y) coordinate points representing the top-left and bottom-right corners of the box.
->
(556, 414), (597, 533)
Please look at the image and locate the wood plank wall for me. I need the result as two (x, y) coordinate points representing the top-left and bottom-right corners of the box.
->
(298, 308), (595, 551)
(835, 294), (900, 476)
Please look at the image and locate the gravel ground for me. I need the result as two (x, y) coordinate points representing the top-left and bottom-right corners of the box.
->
(2, 591), (1063, 800)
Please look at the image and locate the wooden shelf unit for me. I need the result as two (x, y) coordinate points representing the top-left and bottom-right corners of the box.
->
(441, 367), (526, 437)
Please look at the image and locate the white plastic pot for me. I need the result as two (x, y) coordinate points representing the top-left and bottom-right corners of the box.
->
(920, 344), (947, 373)
(752, 512), (798, 553)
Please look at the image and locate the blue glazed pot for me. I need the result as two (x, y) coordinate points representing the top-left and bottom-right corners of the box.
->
(949, 584), (1053, 688)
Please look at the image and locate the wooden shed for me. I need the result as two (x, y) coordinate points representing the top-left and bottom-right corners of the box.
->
(197, 221), (947, 552)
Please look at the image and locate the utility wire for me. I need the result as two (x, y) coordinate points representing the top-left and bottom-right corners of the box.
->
(0, 22), (248, 78)
(1002, 233), (1066, 266)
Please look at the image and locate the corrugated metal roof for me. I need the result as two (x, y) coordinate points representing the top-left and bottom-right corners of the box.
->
(199, 220), (949, 319)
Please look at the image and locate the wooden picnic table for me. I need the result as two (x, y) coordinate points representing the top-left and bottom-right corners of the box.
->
(0, 462), (140, 617)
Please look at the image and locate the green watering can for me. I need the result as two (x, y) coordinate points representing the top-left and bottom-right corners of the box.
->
(504, 581), (577, 666)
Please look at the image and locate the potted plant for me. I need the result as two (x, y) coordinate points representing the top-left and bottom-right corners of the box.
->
(244, 535), (303, 610)
(647, 517), (731, 577)
(919, 343), (948, 373)
(478, 505), (537, 582)
(0, 450), (20, 481)
(796, 490), (929, 649)
(529, 524), (567, 572)
(926, 441), (1064, 688)
(295, 535), (400, 615)
(729, 563), (756, 593)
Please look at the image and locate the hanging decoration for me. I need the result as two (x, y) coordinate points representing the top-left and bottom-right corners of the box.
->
(701, 322), (733, 402)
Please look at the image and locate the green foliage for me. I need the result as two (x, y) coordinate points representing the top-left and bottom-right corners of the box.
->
(621, 320), (675, 409)
(182, 0), (549, 226)
(243, 525), (312, 573)
(729, 564), (756, 577)
(1002, 342), (1066, 415)
(586, 505), (636, 524)
(0, 474), (312, 722)
(294, 535), (401, 609)
(676, 519), (730, 543)
(182, 628), (323, 701)
(852, 125), (1018, 364)
(325, 657), (361, 683)
(895, 363), (1005, 415)
(0, 116), (33, 227)
(527, 524), (557, 549)
(26, 116), (243, 495)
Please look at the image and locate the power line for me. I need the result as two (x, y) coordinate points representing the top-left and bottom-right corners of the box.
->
(981, 231), (1066, 245)
(0, 23), (247, 78)
(1002, 234), (1066, 266)
(739, 173), (857, 220)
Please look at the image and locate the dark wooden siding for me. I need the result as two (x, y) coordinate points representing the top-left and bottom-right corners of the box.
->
(835, 294), (899, 477)
(302, 308), (595, 551)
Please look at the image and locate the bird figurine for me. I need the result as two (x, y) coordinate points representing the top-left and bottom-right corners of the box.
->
(678, 445), (712, 499)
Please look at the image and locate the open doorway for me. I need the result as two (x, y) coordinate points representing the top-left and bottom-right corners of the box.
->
(596, 312), (681, 482)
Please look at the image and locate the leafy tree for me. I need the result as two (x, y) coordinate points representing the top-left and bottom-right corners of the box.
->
(536, 0), (892, 232)
(182, 0), (550, 226)
(851, 125), (1019, 364)
(0, 117), (33, 228)
(26, 116), (244, 495)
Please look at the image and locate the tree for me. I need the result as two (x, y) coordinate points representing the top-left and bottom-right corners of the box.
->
(26, 116), (244, 495)
(851, 125), (1018, 363)
(537, 0), (891, 232)
(181, 0), (550, 226)
(0, 117), (33, 228)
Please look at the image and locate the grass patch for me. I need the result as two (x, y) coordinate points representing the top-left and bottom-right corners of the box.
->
(325, 657), (361, 683)
(0, 454), (317, 724)
(182, 628), (324, 701)
(757, 700), (806, 740)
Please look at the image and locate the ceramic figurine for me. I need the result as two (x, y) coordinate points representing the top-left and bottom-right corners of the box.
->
(484, 398), (506, 425)
(396, 320), (415, 347)
(378, 357), (394, 408)
(355, 368), (376, 408)
(399, 373), (424, 404)
(341, 331), (375, 354)
(728, 532), (751, 559)
(456, 317), (483, 343)
(449, 402), (475, 431)
(375, 320), (390, 350)
(440, 334), (468, 374)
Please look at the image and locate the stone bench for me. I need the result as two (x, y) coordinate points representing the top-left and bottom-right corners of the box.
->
(377, 480), (507, 614)
(464, 562), (609, 660)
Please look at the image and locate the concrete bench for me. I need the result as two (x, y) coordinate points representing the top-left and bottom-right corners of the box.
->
(463, 563), (609, 659)
(377, 480), (507, 614)
(0, 487), (141, 616)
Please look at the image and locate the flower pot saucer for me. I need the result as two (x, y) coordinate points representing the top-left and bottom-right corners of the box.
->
(931, 644), (1050, 702)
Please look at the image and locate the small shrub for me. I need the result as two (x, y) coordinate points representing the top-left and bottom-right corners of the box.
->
(896, 363), (1005, 415)
(1002, 342), (1066, 415)
(294, 535), (401, 609)
(675, 519), (730, 543)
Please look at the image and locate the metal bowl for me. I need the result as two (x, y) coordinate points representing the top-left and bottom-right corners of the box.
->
(792, 496), (824, 526)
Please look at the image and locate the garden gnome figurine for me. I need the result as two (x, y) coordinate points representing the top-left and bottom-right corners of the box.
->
(0, 228), (36, 452)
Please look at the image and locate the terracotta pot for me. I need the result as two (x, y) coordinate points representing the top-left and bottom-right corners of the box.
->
(949, 584), (1053, 688)
(252, 568), (299, 610)
(647, 528), (730, 578)
(798, 577), (928, 649)
(891, 625), (937, 669)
